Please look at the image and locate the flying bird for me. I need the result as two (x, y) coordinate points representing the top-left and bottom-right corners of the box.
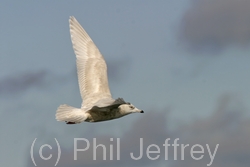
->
(56, 16), (143, 124)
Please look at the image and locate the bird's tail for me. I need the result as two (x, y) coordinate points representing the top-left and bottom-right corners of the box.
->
(56, 104), (87, 124)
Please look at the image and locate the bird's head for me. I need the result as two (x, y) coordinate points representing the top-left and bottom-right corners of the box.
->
(118, 103), (144, 114)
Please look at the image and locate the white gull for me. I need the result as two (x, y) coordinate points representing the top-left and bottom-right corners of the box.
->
(56, 16), (143, 124)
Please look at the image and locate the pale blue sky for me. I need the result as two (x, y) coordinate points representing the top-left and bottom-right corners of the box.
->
(1, 0), (250, 167)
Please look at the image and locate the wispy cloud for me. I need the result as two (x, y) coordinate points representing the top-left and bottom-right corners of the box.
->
(0, 70), (48, 95)
(180, 0), (250, 52)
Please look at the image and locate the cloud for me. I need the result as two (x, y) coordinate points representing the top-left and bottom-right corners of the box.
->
(0, 70), (48, 95)
(26, 94), (250, 167)
(180, 0), (250, 52)
(172, 94), (250, 167)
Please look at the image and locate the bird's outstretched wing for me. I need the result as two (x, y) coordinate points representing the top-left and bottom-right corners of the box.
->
(69, 16), (112, 108)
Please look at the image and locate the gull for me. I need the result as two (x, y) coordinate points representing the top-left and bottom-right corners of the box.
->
(56, 16), (143, 124)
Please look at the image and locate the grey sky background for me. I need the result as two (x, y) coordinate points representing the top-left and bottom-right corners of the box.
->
(1, 0), (250, 167)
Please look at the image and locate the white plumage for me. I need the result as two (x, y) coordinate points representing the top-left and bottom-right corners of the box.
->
(56, 16), (143, 124)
